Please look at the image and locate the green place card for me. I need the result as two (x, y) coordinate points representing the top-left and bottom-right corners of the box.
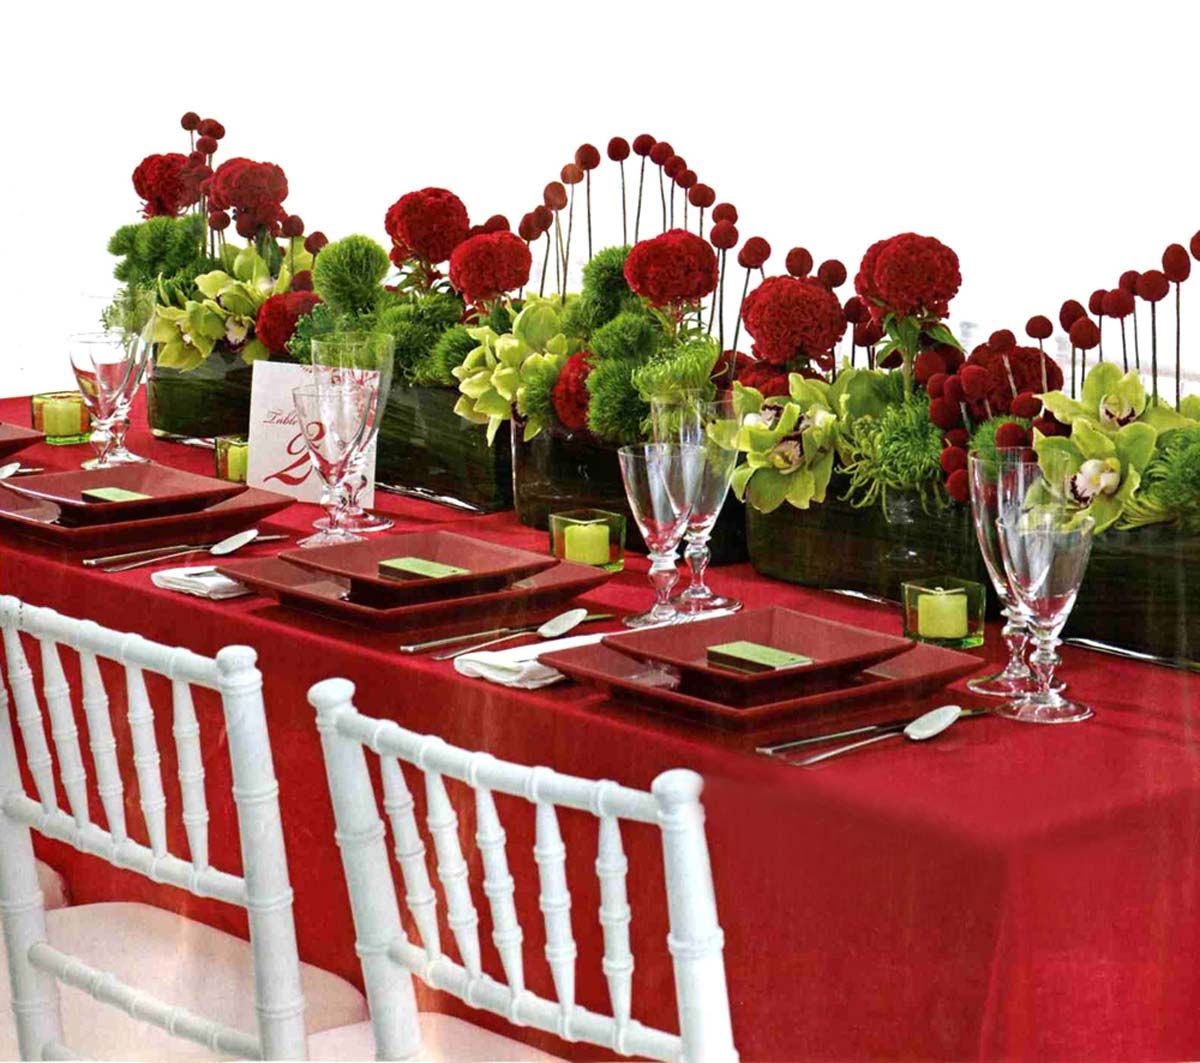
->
(81, 487), (152, 503)
(379, 556), (470, 580)
(706, 640), (813, 673)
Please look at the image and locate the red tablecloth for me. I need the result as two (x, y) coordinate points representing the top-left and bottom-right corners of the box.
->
(1, 396), (1198, 1062)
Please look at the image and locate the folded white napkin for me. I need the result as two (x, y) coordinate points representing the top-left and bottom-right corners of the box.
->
(150, 565), (252, 601)
(454, 609), (734, 690)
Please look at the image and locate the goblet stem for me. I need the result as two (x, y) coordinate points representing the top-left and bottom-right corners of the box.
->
(998, 609), (1031, 679)
(1028, 634), (1061, 702)
(89, 424), (113, 466)
(646, 551), (680, 623)
(682, 537), (712, 601)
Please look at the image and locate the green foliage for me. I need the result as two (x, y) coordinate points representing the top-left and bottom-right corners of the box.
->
(375, 290), (465, 382)
(631, 335), (720, 405)
(483, 301), (514, 334)
(586, 358), (646, 444)
(100, 287), (156, 334)
(410, 323), (475, 387)
(590, 308), (663, 364)
(287, 303), (343, 364)
(968, 415), (1033, 465)
(312, 234), (390, 316)
(563, 246), (635, 339)
(520, 354), (560, 429)
(1121, 425), (1200, 531)
(108, 215), (208, 294)
(840, 393), (946, 510)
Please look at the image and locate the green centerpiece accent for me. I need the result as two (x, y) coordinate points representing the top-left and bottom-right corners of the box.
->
(706, 641), (814, 673)
(81, 487), (152, 503)
(379, 557), (470, 580)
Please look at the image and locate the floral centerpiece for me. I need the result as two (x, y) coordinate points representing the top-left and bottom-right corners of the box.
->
(110, 112), (322, 439)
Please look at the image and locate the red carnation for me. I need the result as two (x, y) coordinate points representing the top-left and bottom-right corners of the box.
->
(945, 469), (969, 503)
(632, 134), (655, 157)
(449, 231), (532, 306)
(207, 157), (289, 235)
(1069, 318), (1100, 349)
(384, 187), (470, 264)
(787, 248), (813, 278)
(1136, 269), (1169, 302)
(857, 233), (961, 317)
(132, 153), (201, 217)
(1163, 243), (1191, 283)
(552, 352), (593, 430)
(1059, 299), (1087, 331)
(737, 359), (791, 397)
(940, 446), (967, 475)
(738, 237), (771, 270)
(543, 182), (568, 210)
(710, 221), (739, 251)
(1026, 315), (1053, 340)
(575, 144), (601, 171)
(712, 203), (738, 224)
(255, 291), (321, 355)
(624, 229), (718, 308)
(741, 275), (847, 368)
(817, 259), (847, 288)
(607, 137), (631, 162)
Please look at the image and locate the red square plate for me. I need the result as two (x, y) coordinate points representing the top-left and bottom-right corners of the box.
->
(539, 640), (979, 731)
(215, 556), (611, 632)
(0, 464), (246, 525)
(0, 424), (45, 460)
(0, 484), (291, 550)
(601, 608), (912, 705)
(280, 530), (557, 606)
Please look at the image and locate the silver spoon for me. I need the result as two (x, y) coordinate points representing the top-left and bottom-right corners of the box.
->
(433, 607), (592, 661)
(0, 462), (20, 479)
(101, 528), (281, 574)
(797, 704), (964, 766)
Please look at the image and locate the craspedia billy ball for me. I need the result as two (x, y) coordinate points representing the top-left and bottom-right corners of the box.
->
(607, 137), (630, 162)
(817, 259), (847, 288)
(787, 248), (814, 278)
(575, 144), (601, 171)
(1163, 243), (1191, 282)
(738, 237), (771, 269)
(1025, 315), (1053, 340)
(1136, 269), (1170, 302)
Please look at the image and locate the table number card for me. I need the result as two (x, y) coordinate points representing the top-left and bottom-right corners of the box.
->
(246, 361), (377, 505)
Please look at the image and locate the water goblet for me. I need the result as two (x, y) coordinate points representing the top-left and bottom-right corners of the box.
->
(967, 448), (1041, 696)
(995, 506), (1096, 723)
(311, 333), (395, 534)
(292, 383), (374, 548)
(69, 329), (152, 469)
(617, 442), (703, 628)
(649, 393), (741, 613)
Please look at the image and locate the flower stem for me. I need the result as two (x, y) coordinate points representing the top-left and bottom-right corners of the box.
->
(635, 158), (645, 242)
(619, 160), (627, 246)
(1132, 304), (1141, 370)
(538, 231), (550, 297)
(1119, 319), (1128, 373)
(585, 170), (593, 261)
(1175, 282), (1182, 411)
(730, 267), (752, 355)
(658, 168), (667, 231)
(1151, 301), (1159, 405)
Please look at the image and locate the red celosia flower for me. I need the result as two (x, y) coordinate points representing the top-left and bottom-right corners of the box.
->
(857, 233), (961, 317)
(255, 291), (321, 355)
(575, 144), (601, 170)
(989, 329), (1016, 352)
(736, 359), (791, 397)
(632, 134), (655, 157)
(561, 163), (584, 185)
(688, 184), (715, 208)
(132, 153), (202, 217)
(281, 214), (304, 238)
(1103, 289), (1135, 318)
(624, 229), (718, 307)
(543, 182), (568, 210)
(1025, 315), (1053, 340)
(738, 237), (771, 269)
(1118, 270), (1140, 294)
(552, 351), (593, 430)
(1069, 318), (1101, 349)
(711, 203), (738, 224)
(709, 221), (739, 251)
(384, 187), (470, 264)
(207, 157), (289, 235)
(180, 112), (200, 131)
(1136, 269), (1169, 302)
(817, 259), (847, 288)
(787, 248), (813, 278)
(607, 137), (630, 162)
(1163, 243), (1191, 283)
(945, 469), (969, 503)
(304, 231), (328, 255)
(740, 275), (847, 368)
(1059, 299), (1087, 331)
(449, 231), (532, 306)
(649, 141), (674, 165)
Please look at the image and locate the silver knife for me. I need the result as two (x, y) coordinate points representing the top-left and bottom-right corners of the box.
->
(83, 534), (288, 568)
(375, 483), (487, 514)
(757, 707), (987, 756)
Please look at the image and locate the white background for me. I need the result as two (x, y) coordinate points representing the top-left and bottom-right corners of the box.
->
(2, 0), (1197, 397)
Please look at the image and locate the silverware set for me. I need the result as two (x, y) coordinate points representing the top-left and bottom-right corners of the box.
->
(82, 534), (289, 573)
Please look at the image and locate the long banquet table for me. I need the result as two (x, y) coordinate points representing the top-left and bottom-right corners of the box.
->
(1, 395), (1198, 1062)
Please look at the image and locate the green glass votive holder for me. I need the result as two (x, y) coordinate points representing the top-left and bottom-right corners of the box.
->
(214, 435), (249, 484)
(548, 508), (625, 572)
(902, 577), (986, 649)
(30, 392), (90, 445)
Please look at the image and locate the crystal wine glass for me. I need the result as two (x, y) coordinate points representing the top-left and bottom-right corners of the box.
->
(292, 383), (374, 548)
(650, 393), (741, 613)
(967, 448), (1040, 696)
(311, 333), (395, 534)
(617, 442), (703, 628)
(69, 329), (152, 469)
(995, 506), (1096, 723)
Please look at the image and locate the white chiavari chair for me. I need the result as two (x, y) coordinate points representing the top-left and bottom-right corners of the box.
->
(306, 676), (738, 1063)
(0, 596), (366, 1061)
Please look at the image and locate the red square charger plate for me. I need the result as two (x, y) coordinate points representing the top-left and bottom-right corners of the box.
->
(216, 556), (611, 633)
(539, 640), (979, 731)
(0, 423), (45, 460)
(0, 464), (246, 525)
(601, 607), (911, 705)
(280, 530), (557, 606)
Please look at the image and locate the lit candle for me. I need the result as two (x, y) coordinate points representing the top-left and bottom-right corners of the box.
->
(917, 588), (969, 640)
(225, 442), (248, 484)
(563, 521), (610, 566)
(42, 397), (84, 437)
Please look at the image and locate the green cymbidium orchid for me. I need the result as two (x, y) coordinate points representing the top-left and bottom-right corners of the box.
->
(730, 380), (840, 513)
(1034, 418), (1158, 532)
(452, 296), (576, 444)
(1042, 362), (1194, 434)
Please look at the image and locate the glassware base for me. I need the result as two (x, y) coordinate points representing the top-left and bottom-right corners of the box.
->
(315, 511), (394, 534)
(968, 672), (1066, 698)
(993, 697), (1093, 724)
(83, 446), (149, 468)
(622, 605), (681, 629)
(298, 528), (365, 548)
(672, 590), (743, 614)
